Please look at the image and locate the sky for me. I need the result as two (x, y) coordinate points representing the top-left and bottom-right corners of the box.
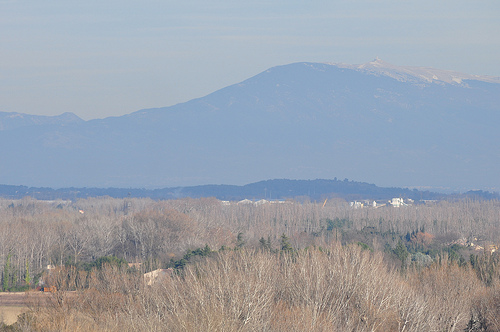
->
(1, 0), (500, 120)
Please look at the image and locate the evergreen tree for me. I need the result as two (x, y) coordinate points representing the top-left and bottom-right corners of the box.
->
(3, 252), (11, 291)
(394, 240), (409, 267)
(236, 232), (246, 249)
(280, 234), (293, 252)
(25, 260), (31, 286)
(259, 237), (267, 249)
(259, 236), (272, 251)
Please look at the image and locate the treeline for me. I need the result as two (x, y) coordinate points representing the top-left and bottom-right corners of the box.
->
(1, 196), (499, 292)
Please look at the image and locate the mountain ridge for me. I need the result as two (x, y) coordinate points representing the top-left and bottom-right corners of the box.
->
(0, 60), (498, 191)
(0, 111), (83, 131)
(0, 178), (456, 201)
(1, 178), (497, 202)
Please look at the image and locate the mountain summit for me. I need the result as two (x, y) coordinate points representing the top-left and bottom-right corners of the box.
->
(0, 61), (499, 191)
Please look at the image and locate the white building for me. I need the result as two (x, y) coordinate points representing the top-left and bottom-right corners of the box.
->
(389, 198), (408, 207)
(350, 201), (364, 209)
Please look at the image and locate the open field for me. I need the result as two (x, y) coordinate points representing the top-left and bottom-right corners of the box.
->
(0, 292), (53, 325)
(0, 306), (25, 325)
(0, 292), (27, 325)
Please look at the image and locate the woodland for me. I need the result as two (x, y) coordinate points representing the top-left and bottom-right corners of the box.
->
(0, 196), (500, 331)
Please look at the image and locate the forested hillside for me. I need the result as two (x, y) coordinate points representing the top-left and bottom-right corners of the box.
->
(0, 178), (448, 201)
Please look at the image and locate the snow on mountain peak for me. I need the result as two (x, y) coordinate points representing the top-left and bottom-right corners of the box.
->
(330, 59), (500, 86)
(359, 57), (390, 69)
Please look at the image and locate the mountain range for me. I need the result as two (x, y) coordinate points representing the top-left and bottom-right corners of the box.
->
(1, 59), (499, 191)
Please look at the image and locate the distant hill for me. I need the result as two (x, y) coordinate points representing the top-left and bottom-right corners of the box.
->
(165, 179), (447, 201)
(0, 59), (499, 191)
(0, 178), (475, 201)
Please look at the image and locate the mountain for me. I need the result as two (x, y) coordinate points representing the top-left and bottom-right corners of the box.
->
(0, 59), (499, 191)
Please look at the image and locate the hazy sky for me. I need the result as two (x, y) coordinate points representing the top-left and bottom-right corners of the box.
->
(2, 0), (499, 120)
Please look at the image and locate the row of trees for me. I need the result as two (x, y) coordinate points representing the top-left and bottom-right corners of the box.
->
(1, 196), (499, 291)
